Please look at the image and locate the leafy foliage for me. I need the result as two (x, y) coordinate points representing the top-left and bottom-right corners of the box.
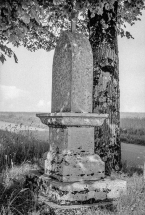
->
(0, 0), (144, 63)
(0, 44), (18, 63)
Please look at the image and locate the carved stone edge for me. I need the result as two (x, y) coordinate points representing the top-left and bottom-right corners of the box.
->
(38, 195), (115, 209)
(36, 113), (109, 127)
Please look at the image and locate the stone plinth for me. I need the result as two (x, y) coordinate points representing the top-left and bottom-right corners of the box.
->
(51, 31), (93, 113)
(36, 113), (108, 127)
(37, 174), (126, 205)
(36, 113), (108, 182)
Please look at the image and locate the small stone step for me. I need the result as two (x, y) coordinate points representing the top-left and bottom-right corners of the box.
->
(37, 174), (126, 205)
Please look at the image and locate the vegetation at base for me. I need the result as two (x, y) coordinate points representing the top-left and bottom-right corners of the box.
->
(0, 127), (49, 214)
(120, 117), (145, 146)
(0, 122), (145, 214)
(0, 163), (145, 214)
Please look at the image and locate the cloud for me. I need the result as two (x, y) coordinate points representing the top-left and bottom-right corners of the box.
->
(0, 85), (51, 112)
(0, 85), (32, 112)
(121, 104), (137, 113)
(0, 85), (28, 100)
(37, 100), (45, 107)
(47, 101), (51, 107)
(36, 100), (51, 111)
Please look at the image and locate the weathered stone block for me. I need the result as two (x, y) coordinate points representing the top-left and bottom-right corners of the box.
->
(44, 127), (105, 182)
(38, 175), (127, 205)
(46, 153), (105, 182)
(51, 31), (93, 113)
(48, 127), (94, 154)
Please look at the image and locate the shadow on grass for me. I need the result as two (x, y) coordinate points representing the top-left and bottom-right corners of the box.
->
(0, 180), (36, 214)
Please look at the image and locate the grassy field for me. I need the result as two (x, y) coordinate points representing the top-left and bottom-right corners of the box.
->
(0, 112), (47, 129)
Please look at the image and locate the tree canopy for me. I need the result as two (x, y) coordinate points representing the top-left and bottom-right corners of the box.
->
(0, 0), (144, 64)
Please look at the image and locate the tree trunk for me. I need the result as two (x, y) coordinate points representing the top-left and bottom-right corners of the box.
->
(88, 2), (121, 175)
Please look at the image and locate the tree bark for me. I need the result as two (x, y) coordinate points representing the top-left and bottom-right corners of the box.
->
(88, 2), (121, 175)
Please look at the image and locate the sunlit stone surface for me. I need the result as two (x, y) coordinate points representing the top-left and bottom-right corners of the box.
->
(51, 31), (93, 113)
(45, 127), (105, 182)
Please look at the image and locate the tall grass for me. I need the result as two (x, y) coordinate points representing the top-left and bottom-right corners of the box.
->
(0, 128), (49, 173)
(0, 126), (49, 214)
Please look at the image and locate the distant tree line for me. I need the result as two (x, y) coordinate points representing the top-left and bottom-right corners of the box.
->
(120, 128), (145, 136)
(120, 117), (145, 145)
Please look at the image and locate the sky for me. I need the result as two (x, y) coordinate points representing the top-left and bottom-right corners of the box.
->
(0, 11), (145, 113)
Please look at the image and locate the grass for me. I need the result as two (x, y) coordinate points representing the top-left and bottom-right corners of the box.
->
(0, 164), (145, 214)
(0, 164), (38, 215)
(0, 127), (145, 214)
(120, 133), (145, 146)
(0, 129), (49, 173)
(0, 126), (49, 214)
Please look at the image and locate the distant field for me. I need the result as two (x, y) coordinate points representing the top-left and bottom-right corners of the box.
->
(1, 111), (145, 124)
(0, 111), (145, 146)
(120, 112), (145, 118)
(120, 115), (145, 146)
(0, 111), (47, 129)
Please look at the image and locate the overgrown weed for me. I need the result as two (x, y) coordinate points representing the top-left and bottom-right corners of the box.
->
(0, 125), (48, 214)
(1, 164), (144, 214)
(0, 128), (49, 172)
(0, 163), (40, 214)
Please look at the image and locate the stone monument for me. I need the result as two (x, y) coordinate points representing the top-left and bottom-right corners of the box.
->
(36, 30), (126, 207)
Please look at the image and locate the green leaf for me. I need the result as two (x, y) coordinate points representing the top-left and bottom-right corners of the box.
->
(0, 0), (144, 60)
(21, 13), (30, 24)
(31, 7), (40, 24)
(8, 34), (16, 42)
(126, 31), (134, 39)
(0, 53), (6, 64)
(13, 53), (18, 63)
(8, 34), (19, 43)
(0, 44), (18, 64)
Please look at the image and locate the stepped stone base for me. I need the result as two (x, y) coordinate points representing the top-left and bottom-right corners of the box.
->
(37, 174), (126, 205)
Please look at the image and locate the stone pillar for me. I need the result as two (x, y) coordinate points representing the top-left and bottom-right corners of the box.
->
(51, 32), (93, 113)
(36, 31), (126, 206)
